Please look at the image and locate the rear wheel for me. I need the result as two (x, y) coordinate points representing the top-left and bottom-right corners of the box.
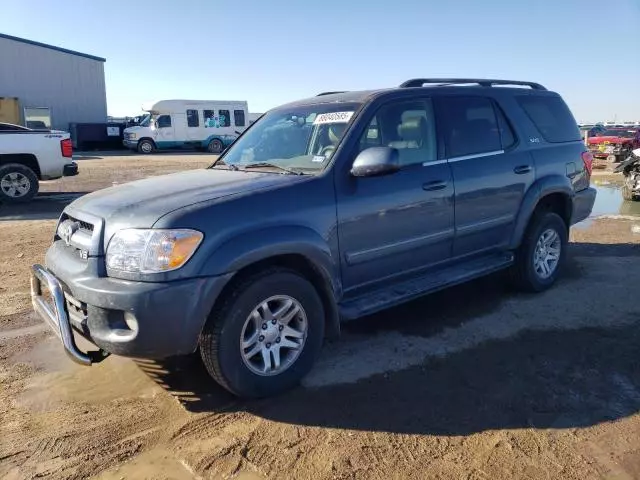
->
(207, 139), (224, 154)
(137, 139), (155, 154)
(511, 211), (568, 292)
(200, 269), (325, 398)
(0, 163), (39, 204)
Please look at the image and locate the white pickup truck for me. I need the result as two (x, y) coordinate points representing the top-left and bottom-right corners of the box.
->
(0, 122), (78, 203)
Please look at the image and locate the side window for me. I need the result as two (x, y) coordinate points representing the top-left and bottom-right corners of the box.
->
(234, 110), (246, 127)
(359, 99), (437, 166)
(157, 115), (172, 128)
(186, 109), (199, 128)
(494, 104), (517, 149)
(440, 97), (501, 158)
(516, 95), (581, 143)
(218, 109), (230, 127)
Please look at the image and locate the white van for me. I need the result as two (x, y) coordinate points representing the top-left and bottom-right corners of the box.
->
(123, 99), (249, 154)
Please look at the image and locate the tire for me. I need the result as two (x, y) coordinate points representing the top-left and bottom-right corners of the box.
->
(511, 211), (568, 292)
(207, 139), (224, 154)
(0, 163), (39, 204)
(137, 139), (155, 154)
(200, 269), (325, 398)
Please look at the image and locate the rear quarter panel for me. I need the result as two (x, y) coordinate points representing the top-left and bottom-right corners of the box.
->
(0, 131), (69, 179)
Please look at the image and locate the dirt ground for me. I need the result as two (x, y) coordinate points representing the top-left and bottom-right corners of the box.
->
(1, 153), (639, 480)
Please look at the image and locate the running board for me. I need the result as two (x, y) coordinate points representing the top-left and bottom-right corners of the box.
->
(339, 252), (514, 320)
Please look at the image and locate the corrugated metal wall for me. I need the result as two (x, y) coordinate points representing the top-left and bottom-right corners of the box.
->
(0, 37), (107, 131)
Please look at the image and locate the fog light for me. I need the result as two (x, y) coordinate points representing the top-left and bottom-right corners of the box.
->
(124, 312), (139, 332)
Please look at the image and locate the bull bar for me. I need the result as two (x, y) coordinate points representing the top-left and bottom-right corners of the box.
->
(30, 264), (109, 366)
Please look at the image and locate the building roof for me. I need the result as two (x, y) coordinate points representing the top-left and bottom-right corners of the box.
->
(0, 33), (106, 62)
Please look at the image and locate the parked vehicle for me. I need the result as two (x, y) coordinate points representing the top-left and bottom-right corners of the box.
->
(587, 128), (640, 162)
(122, 99), (249, 154)
(579, 124), (606, 141)
(31, 78), (596, 398)
(0, 122), (76, 203)
(615, 148), (640, 201)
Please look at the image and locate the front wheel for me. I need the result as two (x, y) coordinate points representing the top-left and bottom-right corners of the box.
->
(137, 139), (155, 154)
(0, 163), (39, 204)
(200, 269), (325, 398)
(511, 211), (568, 292)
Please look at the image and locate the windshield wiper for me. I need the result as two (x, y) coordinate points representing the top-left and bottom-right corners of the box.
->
(241, 162), (304, 175)
(210, 159), (239, 171)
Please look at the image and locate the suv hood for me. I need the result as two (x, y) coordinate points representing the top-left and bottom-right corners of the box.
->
(66, 169), (307, 229)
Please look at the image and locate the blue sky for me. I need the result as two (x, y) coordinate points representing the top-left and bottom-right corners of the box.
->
(2, 0), (639, 122)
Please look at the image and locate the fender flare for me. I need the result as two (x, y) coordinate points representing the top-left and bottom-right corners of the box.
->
(509, 175), (574, 249)
(198, 225), (341, 337)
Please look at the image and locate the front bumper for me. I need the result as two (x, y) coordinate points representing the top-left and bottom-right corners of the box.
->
(63, 162), (79, 177)
(30, 260), (233, 364)
(123, 139), (138, 149)
(571, 187), (597, 225)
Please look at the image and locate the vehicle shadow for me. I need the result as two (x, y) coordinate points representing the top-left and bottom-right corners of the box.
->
(0, 192), (88, 221)
(137, 242), (640, 435)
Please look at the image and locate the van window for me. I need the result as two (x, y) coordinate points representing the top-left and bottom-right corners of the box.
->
(157, 115), (172, 128)
(234, 110), (246, 127)
(218, 110), (230, 127)
(440, 97), (502, 158)
(517, 95), (581, 143)
(186, 109), (199, 128)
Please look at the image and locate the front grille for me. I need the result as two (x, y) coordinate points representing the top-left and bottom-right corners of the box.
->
(65, 214), (94, 233)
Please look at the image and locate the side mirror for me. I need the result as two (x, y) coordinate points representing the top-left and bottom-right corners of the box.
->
(351, 146), (400, 177)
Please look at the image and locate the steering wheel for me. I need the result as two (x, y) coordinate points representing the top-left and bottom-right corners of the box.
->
(320, 145), (336, 157)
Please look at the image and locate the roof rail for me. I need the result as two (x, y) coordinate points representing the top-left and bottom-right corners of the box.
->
(316, 91), (346, 96)
(399, 78), (547, 90)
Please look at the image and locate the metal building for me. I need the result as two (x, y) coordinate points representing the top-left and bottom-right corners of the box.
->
(0, 33), (107, 131)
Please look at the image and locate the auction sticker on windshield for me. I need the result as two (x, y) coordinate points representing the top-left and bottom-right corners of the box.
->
(313, 111), (354, 125)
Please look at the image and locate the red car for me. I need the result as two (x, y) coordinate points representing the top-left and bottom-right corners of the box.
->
(588, 128), (640, 162)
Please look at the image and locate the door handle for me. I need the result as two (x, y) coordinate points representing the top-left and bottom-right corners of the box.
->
(514, 165), (532, 175)
(422, 180), (447, 191)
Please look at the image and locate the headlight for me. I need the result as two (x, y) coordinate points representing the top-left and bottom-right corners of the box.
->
(128, 133), (137, 140)
(106, 229), (203, 273)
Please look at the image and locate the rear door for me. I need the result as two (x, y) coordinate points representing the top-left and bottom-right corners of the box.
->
(437, 95), (533, 258)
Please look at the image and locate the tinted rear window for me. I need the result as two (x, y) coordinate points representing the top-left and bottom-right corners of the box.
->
(517, 95), (581, 143)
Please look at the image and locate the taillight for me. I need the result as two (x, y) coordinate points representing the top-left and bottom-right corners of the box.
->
(61, 138), (73, 158)
(581, 151), (593, 175)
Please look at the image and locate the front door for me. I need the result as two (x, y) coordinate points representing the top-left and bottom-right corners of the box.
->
(436, 95), (534, 258)
(154, 114), (176, 148)
(336, 98), (455, 294)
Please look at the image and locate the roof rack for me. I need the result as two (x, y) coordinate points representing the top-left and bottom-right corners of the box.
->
(399, 78), (547, 90)
(316, 91), (346, 96)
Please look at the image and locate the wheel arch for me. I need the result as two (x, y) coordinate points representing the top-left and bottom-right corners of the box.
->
(137, 137), (156, 149)
(0, 154), (41, 179)
(510, 175), (573, 249)
(210, 253), (340, 339)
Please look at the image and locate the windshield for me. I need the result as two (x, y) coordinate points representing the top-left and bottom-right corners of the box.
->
(139, 114), (151, 127)
(603, 129), (635, 137)
(218, 103), (360, 173)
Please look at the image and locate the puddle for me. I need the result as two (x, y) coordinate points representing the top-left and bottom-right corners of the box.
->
(92, 448), (198, 480)
(575, 185), (640, 229)
(15, 336), (160, 412)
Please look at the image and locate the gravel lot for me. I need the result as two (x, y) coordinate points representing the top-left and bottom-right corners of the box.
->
(1, 153), (639, 480)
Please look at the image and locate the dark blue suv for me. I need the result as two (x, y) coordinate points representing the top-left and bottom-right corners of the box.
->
(31, 78), (596, 398)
